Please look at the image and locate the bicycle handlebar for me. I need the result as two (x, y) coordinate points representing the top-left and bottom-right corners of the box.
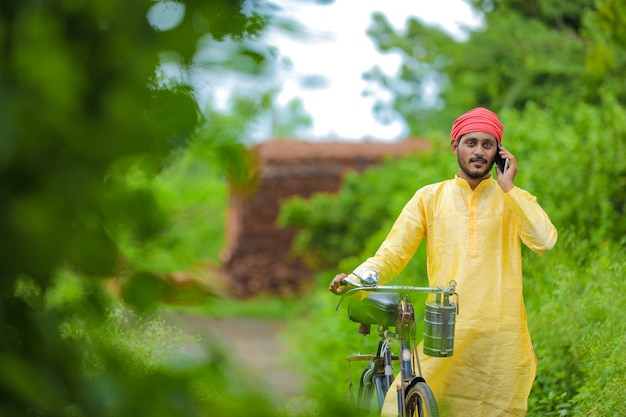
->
(336, 270), (457, 311)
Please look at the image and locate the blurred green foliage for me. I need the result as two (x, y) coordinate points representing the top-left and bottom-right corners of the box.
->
(278, 145), (454, 270)
(501, 96), (626, 247)
(0, 0), (309, 416)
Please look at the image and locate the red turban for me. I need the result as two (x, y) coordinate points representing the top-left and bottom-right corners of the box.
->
(450, 107), (504, 143)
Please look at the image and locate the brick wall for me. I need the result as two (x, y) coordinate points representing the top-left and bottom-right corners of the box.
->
(221, 139), (429, 298)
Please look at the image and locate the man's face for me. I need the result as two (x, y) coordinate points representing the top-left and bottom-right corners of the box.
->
(453, 132), (498, 180)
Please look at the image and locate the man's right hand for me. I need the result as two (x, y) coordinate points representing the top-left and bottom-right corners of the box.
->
(329, 273), (348, 295)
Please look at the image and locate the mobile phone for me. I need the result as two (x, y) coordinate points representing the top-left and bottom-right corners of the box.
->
(495, 145), (509, 175)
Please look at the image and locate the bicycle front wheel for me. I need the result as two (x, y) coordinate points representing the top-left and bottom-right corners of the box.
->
(357, 372), (387, 416)
(404, 381), (439, 417)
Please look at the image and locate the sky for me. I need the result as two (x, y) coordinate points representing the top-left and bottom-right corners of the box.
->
(264, 0), (483, 142)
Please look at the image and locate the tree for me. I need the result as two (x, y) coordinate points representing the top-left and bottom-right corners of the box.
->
(0, 1), (292, 415)
(363, 0), (626, 135)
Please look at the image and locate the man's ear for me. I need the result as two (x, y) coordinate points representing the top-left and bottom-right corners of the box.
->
(450, 139), (459, 154)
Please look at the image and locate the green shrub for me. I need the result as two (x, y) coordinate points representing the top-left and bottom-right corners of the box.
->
(501, 94), (626, 248)
(279, 143), (455, 269)
(523, 234), (626, 416)
(13, 267), (289, 417)
(112, 147), (229, 274)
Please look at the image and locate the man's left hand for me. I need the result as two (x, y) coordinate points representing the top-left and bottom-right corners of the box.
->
(496, 146), (516, 192)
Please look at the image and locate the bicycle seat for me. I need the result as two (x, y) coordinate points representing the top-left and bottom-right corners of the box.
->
(348, 293), (399, 327)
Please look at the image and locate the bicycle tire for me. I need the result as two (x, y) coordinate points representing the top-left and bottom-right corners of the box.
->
(356, 369), (376, 414)
(357, 370), (387, 415)
(404, 381), (439, 417)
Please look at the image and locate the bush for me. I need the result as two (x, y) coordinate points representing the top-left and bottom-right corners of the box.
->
(523, 235), (626, 416)
(279, 143), (456, 269)
(501, 94), (626, 248)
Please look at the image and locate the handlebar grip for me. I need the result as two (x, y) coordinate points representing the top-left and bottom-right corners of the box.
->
(341, 275), (360, 287)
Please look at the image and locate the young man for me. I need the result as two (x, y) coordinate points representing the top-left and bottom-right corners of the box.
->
(329, 108), (558, 416)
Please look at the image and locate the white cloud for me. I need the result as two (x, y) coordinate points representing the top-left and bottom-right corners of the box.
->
(264, 0), (482, 142)
(190, 1), (482, 142)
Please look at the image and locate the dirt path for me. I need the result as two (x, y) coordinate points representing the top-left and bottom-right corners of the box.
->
(161, 310), (303, 406)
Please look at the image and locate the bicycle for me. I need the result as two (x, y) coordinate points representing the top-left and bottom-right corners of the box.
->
(336, 270), (458, 417)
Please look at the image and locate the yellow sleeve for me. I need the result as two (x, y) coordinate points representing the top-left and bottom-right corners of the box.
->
(504, 186), (558, 253)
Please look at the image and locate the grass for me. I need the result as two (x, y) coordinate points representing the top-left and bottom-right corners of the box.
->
(162, 290), (306, 320)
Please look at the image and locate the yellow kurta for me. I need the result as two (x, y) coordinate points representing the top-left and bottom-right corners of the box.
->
(353, 175), (557, 417)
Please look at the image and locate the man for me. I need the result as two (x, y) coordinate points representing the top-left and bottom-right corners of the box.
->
(329, 107), (557, 416)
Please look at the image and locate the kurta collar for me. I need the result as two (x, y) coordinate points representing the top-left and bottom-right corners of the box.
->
(454, 174), (496, 193)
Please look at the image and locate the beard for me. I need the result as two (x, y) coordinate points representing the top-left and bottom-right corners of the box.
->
(458, 153), (494, 179)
